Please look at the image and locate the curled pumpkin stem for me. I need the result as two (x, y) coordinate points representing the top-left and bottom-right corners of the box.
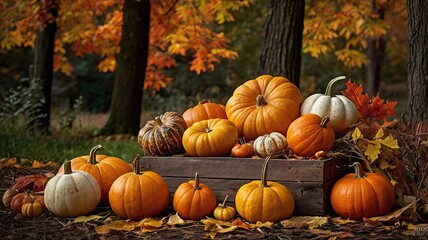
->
(320, 117), (330, 128)
(261, 155), (272, 187)
(132, 155), (141, 175)
(325, 76), (346, 97)
(352, 162), (367, 178)
(89, 145), (102, 164)
(221, 194), (229, 208)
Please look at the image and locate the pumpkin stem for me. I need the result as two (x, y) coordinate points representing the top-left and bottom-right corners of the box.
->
(256, 95), (267, 108)
(221, 194), (229, 208)
(198, 99), (210, 105)
(63, 160), (73, 175)
(261, 155), (272, 187)
(205, 128), (212, 133)
(352, 162), (367, 178)
(132, 155), (141, 175)
(325, 76), (346, 97)
(194, 172), (201, 190)
(89, 144), (102, 164)
(320, 117), (330, 128)
(154, 116), (163, 125)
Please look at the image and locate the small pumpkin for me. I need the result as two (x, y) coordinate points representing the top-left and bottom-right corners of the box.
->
(109, 156), (170, 220)
(138, 111), (187, 156)
(286, 114), (335, 157)
(226, 75), (303, 140)
(253, 132), (288, 157)
(44, 160), (101, 217)
(330, 162), (395, 220)
(57, 145), (132, 205)
(10, 190), (44, 214)
(183, 99), (227, 127)
(213, 194), (236, 221)
(173, 172), (217, 220)
(2, 188), (19, 208)
(235, 156), (294, 223)
(22, 201), (44, 218)
(182, 118), (238, 157)
(300, 76), (358, 133)
(230, 138), (254, 158)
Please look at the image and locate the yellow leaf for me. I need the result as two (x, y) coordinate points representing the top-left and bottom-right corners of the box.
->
(95, 225), (110, 235)
(249, 221), (274, 229)
(204, 221), (217, 232)
(201, 217), (231, 227)
(207, 231), (217, 239)
(217, 225), (238, 233)
(167, 213), (189, 226)
(306, 217), (329, 229)
(0, 158), (17, 170)
(364, 142), (381, 162)
(108, 220), (136, 231)
(73, 215), (103, 223)
(281, 216), (327, 229)
(331, 217), (356, 225)
(374, 128), (385, 139)
(351, 128), (363, 141)
(31, 160), (46, 169)
(363, 199), (420, 224)
(378, 135), (399, 149)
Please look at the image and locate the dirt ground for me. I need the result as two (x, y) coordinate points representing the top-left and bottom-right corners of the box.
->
(0, 167), (423, 240)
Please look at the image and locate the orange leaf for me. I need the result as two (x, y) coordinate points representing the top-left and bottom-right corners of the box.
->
(231, 217), (250, 230)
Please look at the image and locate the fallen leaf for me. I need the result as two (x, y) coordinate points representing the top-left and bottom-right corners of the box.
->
(310, 229), (355, 239)
(331, 217), (356, 225)
(11, 174), (49, 192)
(73, 215), (103, 223)
(167, 212), (189, 226)
(363, 199), (419, 224)
(108, 220), (136, 231)
(217, 225), (238, 233)
(201, 217), (231, 227)
(281, 216), (328, 229)
(231, 217), (250, 230)
(249, 221), (274, 229)
(204, 221), (217, 232)
(95, 225), (110, 235)
(0, 158), (17, 169)
(207, 231), (217, 239)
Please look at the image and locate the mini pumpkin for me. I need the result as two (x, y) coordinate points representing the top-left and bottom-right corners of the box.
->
(213, 194), (236, 221)
(109, 156), (170, 220)
(230, 138), (254, 158)
(173, 172), (217, 220)
(138, 111), (187, 156)
(330, 162), (395, 220)
(2, 188), (18, 208)
(253, 132), (288, 157)
(183, 99), (227, 127)
(286, 114), (335, 157)
(22, 201), (44, 218)
(10, 190), (44, 214)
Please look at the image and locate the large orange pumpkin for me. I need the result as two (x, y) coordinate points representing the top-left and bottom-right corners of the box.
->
(57, 145), (132, 205)
(226, 75), (303, 140)
(330, 162), (395, 220)
(109, 156), (170, 220)
(182, 99), (227, 127)
(286, 114), (335, 157)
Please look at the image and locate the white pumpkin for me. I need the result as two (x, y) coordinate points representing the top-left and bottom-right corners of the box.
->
(300, 76), (357, 133)
(44, 161), (101, 217)
(253, 132), (288, 157)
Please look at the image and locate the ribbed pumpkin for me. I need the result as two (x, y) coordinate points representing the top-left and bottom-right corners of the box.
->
(183, 99), (227, 127)
(226, 75), (303, 140)
(230, 138), (254, 158)
(330, 162), (395, 220)
(286, 114), (335, 157)
(301, 76), (358, 133)
(253, 132), (288, 157)
(109, 156), (170, 221)
(10, 191), (45, 214)
(235, 156), (294, 223)
(182, 118), (238, 157)
(57, 145), (132, 205)
(22, 201), (44, 218)
(138, 111), (187, 156)
(213, 194), (236, 221)
(173, 172), (217, 220)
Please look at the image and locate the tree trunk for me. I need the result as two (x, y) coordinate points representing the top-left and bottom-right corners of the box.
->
(102, 0), (150, 135)
(407, 0), (428, 132)
(32, 8), (58, 132)
(258, 0), (305, 87)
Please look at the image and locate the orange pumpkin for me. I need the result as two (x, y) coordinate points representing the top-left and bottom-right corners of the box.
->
(10, 191), (45, 214)
(173, 172), (217, 220)
(22, 201), (44, 218)
(226, 75), (303, 140)
(230, 138), (254, 158)
(109, 156), (170, 220)
(182, 118), (238, 157)
(183, 99), (227, 127)
(213, 194), (236, 221)
(330, 162), (395, 220)
(57, 145), (132, 205)
(286, 114), (335, 157)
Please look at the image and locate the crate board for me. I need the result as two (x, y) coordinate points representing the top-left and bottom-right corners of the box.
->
(139, 156), (352, 216)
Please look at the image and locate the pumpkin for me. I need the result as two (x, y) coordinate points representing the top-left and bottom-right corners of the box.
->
(22, 201), (44, 218)
(286, 114), (335, 157)
(230, 138), (254, 158)
(173, 172), (217, 220)
(235, 156), (294, 223)
(226, 75), (303, 140)
(3, 188), (18, 208)
(182, 118), (238, 157)
(213, 194), (236, 221)
(183, 99), (227, 127)
(300, 76), (358, 133)
(57, 145), (132, 205)
(109, 156), (170, 220)
(44, 161), (101, 217)
(138, 111), (187, 156)
(330, 162), (395, 220)
(253, 132), (288, 157)
(10, 191), (45, 214)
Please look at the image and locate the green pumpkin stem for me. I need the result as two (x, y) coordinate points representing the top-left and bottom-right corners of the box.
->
(221, 194), (229, 208)
(320, 117), (330, 128)
(63, 160), (73, 175)
(324, 76), (346, 97)
(194, 172), (201, 190)
(261, 155), (272, 187)
(132, 155), (141, 175)
(352, 162), (367, 178)
(89, 144), (102, 164)
(256, 95), (267, 108)
(198, 99), (210, 105)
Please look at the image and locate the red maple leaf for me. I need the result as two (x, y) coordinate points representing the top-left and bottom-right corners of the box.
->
(11, 174), (50, 192)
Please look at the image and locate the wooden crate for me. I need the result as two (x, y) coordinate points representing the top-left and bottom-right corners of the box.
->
(139, 156), (352, 216)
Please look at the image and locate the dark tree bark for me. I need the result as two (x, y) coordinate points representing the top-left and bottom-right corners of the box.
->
(102, 0), (150, 135)
(407, 0), (428, 132)
(32, 8), (58, 132)
(258, 0), (305, 87)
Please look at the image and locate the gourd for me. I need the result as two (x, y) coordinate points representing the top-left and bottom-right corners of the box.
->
(286, 114), (335, 157)
(57, 145), (132, 205)
(330, 162), (395, 220)
(109, 156), (170, 220)
(3, 188), (19, 208)
(226, 75), (303, 140)
(10, 191), (44, 214)
(235, 156), (294, 223)
(230, 138), (254, 158)
(300, 76), (357, 133)
(138, 111), (187, 156)
(21, 201), (44, 218)
(182, 99), (227, 127)
(253, 132), (288, 157)
(173, 172), (217, 220)
(213, 194), (236, 221)
(182, 118), (238, 157)
(44, 161), (101, 217)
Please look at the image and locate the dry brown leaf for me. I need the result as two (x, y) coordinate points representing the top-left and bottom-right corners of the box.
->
(331, 217), (356, 225)
(249, 221), (274, 229)
(310, 229), (355, 239)
(281, 216), (328, 229)
(0, 158), (16, 169)
(73, 215), (103, 223)
(167, 212), (190, 226)
(217, 225), (238, 233)
(95, 225), (110, 235)
(363, 199), (419, 224)
(108, 220), (136, 231)
(231, 217), (250, 230)
(201, 217), (231, 227)
(207, 231), (217, 239)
